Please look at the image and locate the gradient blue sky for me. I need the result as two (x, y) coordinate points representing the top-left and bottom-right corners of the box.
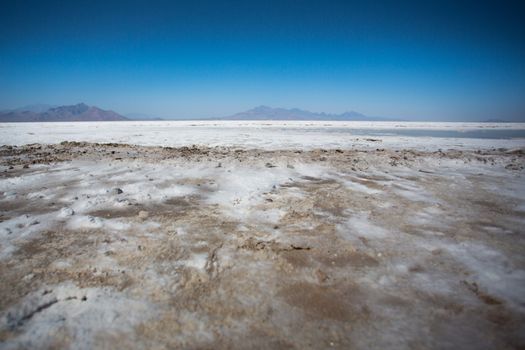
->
(1, 0), (524, 120)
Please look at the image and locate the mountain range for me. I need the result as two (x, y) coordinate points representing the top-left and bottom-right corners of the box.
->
(0, 103), (128, 122)
(0, 103), (392, 122)
(222, 106), (390, 121)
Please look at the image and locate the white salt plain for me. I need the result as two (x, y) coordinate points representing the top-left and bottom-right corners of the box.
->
(0, 122), (524, 349)
(1, 120), (524, 150)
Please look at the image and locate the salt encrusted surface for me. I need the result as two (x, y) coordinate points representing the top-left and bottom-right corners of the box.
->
(0, 142), (524, 349)
(0, 120), (524, 150)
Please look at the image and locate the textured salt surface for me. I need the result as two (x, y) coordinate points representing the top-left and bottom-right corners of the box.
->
(0, 143), (524, 349)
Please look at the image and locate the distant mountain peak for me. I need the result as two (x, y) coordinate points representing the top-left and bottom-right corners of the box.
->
(0, 103), (128, 122)
(47, 102), (90, 115)
(224, 106), (389, 121)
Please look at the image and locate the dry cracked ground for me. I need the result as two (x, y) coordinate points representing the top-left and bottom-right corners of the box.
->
(1, 142), (524, 349)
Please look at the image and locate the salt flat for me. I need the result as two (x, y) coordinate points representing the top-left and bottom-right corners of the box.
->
(1, 120), (525, 150)
(0, 125), (524, 349)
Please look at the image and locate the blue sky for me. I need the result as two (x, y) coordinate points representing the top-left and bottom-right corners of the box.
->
(1, 0), (524, 121)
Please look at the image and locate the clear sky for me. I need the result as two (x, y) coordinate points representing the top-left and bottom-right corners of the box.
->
(1, 0), (524, 121)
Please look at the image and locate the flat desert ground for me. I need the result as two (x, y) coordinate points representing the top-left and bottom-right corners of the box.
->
(1, 121), (525, 349)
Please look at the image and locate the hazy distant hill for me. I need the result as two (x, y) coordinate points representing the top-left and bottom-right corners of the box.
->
(1, 104), (396, 122)
(223, 106), (391, 121)
(0, 103), (128, 122)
